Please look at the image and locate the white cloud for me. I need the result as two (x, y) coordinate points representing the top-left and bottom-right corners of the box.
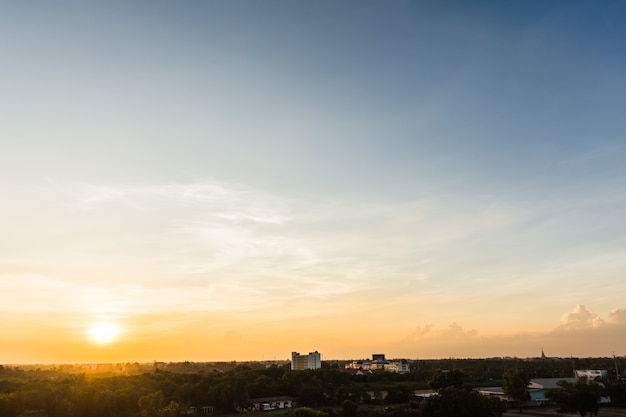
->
(558, 304), (604, 330)
(608, 308), (626, 324)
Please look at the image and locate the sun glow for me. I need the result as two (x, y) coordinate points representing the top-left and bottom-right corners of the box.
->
(87, 322), (122, 344)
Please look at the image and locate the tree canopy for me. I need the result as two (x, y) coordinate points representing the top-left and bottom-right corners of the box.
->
(428, 369), (464, 391)
(501, 368), (530, 404)
(420, 386), (505, 417)
(545, 378), (601, 417)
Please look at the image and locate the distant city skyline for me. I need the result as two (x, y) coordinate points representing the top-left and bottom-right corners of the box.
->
(2, 1), (626, 364)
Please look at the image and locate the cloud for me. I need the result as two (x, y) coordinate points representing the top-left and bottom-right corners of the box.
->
(608, 308), (626, 324)
(0, 272), (310, 315)
(13, 178), (623, 337)
(405, 325), (434, 340)
(404, 322), (478, 342)
(443, 322), (479, 338)
(399, 305), (626, 359)
(74, 181), (292, 223)
(558, 304), (604, 330)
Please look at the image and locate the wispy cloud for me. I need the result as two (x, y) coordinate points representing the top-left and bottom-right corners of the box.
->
(404, 322), (478, 342)
(7, 178), (626, 337)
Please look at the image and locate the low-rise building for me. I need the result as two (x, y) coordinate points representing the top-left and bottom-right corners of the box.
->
(247, 396), (294, 411)
(345, 355), (410, 374)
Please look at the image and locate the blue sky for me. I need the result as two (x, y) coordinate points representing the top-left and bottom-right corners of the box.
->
(1, 1), (626, 362)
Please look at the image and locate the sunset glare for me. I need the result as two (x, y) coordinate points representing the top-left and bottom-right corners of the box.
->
(87, 322), (122, 345)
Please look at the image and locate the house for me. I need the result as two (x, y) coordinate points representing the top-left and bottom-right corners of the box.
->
(410, 390), (436, 405)
(345, 355), (410, 374)
(247, 396), (294, 411)
(340, 368), (372, 376)
(476, 377), (579, 404)
(179, 405), (214, 415)
(575, 369), (607, 381)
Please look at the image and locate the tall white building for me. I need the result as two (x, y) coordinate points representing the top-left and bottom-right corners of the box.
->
(291, 351), (321, 370)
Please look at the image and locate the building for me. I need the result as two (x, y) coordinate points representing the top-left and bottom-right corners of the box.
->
(385, 360), (410, 373)
(291, 351), (321, 370)
(477, 377), (580, 404)
(479, 370), (612, 406)
(575, 369), (607, 381)
(344, 354), (410, 374)
(247, 397), (294, 411)
(179, 406), (214, 415)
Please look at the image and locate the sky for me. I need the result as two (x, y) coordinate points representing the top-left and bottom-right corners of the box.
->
(2, 0), (626, 364)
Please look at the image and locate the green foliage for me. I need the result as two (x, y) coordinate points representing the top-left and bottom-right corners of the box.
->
(381, 405), (421, 417)
(18, 411), (48, 417)
(420, 386), (504, 417)
(339, 399), (358, 417)
(605, 380), (626, 404)
(385, 385), (412, 404)
(287, 406), (328, 417)
(545, 378), (601, 417)
(428, 369), (465, 391)
(0, 357), (621, 417)
(501, 368), (530, 404)
(138, 390), (164, 417)
(159, 400), (180, 417)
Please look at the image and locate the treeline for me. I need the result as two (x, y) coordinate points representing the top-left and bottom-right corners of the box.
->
(5, 355), (623, 381)
(0, 365), (416, 417)
(1, 356), (626, 417)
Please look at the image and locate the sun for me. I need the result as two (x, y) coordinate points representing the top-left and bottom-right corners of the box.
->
(87, 322), (122, 344)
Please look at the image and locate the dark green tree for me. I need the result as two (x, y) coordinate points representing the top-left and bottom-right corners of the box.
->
(420, 386), (504, 417)
(386, 385), (411, 404)
(545, 378), (600, 417)
(287, 407), (328, 417)
(138, 391), (164, 417)
(605, 380), (626, 405)
(297, 385), (327, 407)
(159, 400), (181, 417)
(18, 411), (48, 417)
(428, 369), (465, 391)
(502, 368), (530, 410)
(340, 400), (358, 417)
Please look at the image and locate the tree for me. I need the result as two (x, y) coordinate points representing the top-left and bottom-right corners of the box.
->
(502, 368), (530, 410)
(420, 386), (504, 417)
(428, 369), (465, 391)
(545, 378), (600, 417)
(297, 385), (326, 407)
(340, 400), (358, 417)
(605, 379), (626, 405)
(18, 411), (48, 417)
(139, 391), (164, 417)
(287, 407), (328, 417)
(159, 400), (181, 417)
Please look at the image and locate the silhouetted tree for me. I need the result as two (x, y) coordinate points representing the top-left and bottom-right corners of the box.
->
(545, 378), (600, 417)
(420, 386), (504, 417)
(340, 400), (358, 417)
(428, 369), (464, 391)
(502, 368), (530, 411)
(287, 407), (328, 417)
(138, 391), (164, 417)
(18, 411), (48, 417)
